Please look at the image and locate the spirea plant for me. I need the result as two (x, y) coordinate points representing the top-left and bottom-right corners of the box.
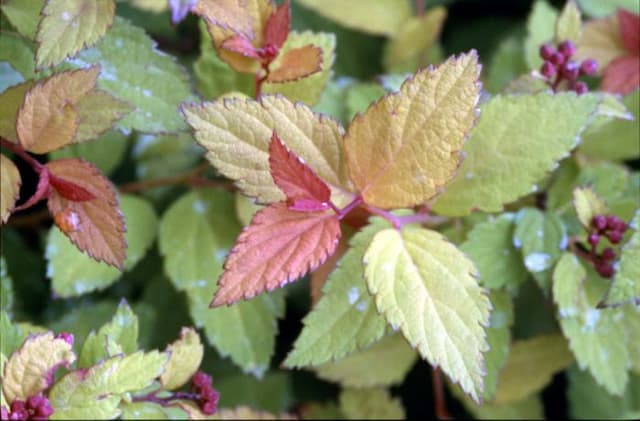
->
(0, 0), (638, 419)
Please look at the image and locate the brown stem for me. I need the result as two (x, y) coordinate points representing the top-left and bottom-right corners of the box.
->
(5, 207), (51, 228)
(118, 162), (235, 194)
(415, 0), (426, 15)
(432, 367), (451, 420)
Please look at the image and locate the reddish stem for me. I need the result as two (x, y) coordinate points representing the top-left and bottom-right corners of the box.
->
(415, 0), (426, 15)
(132, 390), (200, 407)
(364, 204), (433, 229)
(0, 137), (43, 172)
(432, 367), (451, 420)
(335, 195), (364, 220)
(255, 62), (271, 98)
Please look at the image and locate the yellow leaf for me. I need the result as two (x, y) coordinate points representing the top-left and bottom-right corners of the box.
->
(160, 328), (204, 390)
(364, 226), (490, 402)
(36, 0), (116, 68)
(0, 154), (21, 224)
(575, 13), (627, 72)
(2, 332), (76, 402)
(573, 187), (609, 229)
(344, 51), (481, 209)
(182, 95), (353, 205)
(494, 334), (573, 404)
(16, 67), (99, 154)
(383, 7), (447, 72)
(296, 0), (411, 36)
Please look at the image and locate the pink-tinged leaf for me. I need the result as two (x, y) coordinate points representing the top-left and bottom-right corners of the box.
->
(49, 174), (97, 202)
(602, 55), (640, 95)
(265, 45), (323, 83)
(264, 0), (290, 49)
(618, 9), (640, 53)
(212, 203), (341, 306)
(269, 131), (331, 211)
(2, 332), (76, 403)
(13, 167), (51, 213)
(46, 158), (126, 269)
(221, 34), (261, 59)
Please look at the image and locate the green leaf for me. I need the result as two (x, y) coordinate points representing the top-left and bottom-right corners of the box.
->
(0, 80), (33, 143)
(0, 311), (24, 357)
(485, 35), (528, 94)
(577, 162), (630, 204)
(484, 290), (515, 401)
(50, 130), (128, 176)
(159, 189), (284, 376)
(524, 1), (558, 70)
(49, 350), (169, 419)
(460, 213), (529, 291)
(433, 92), (601, 216)
(314, 334), (417, 388)
(262, 31), (336, 106)
(78, 299), (139, 368)
(493, 334), (573, 404)
(215, 372), (292, 413)
(46, 195), (158, 297)
(284, 219), (390, 367)
(603, 211), (640, 306)
(0, 32), (36, 81)
(577, 0), (640, 17)
(580, 91), (640, 161)
(555, 0), (582, 43)
(48, 300), (119, 348)
(573, 187), (609, 230)
(513, 208), (567, 294)
(67, 17), (192, 133)
(36, 0), (115, 68)
(193, 20), (253, 99)
(554, 262), (631, 395)
(364, 226), (490, 402)
(2, 332), (76, 402)
(160, 327), (204, 390)
(120, 401), (188, 420)
(623, 304), (640, 373)
(0, 257), (14, 314)
(339, 387), (405, 420)
(344, 82), (386, 122)
(295, 0), (411, 36)
(451, 383), (544, 421)
(1, 0), (45, 39)
(568, 366), (640, 419)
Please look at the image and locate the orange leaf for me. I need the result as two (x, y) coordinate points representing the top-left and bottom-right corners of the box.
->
(618, 9), (640, 53)
(602, 55), (640, 95)
(269, 131), (331, 211)
(46, 158), (126, 269)
(264, 0), (290, 49)
(212, 203), (341, 306)
(266, 45), (323, 83)
(16, 67), (99, 154)
(194, 0), (274, 73)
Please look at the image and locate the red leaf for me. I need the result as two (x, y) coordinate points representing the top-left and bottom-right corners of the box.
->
(268, 131), (331, 211)
(265, 45), (323, 83)
(602, 55), (640, 95)
(264, 0), (290, 49)
(618, 9), (640, 53)
(220, 34), (260, 59)
(46, 158), (126, 269)
(211, 203), (341, 306)
(49, 174), (96, 202)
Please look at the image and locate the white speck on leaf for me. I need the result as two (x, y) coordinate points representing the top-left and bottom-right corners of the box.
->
(524, 253), (551, 272)
(465, 172), (473, 179)
(355, 300), (367, 312)
(142, 89), (152, 97)
(536, 229), (543, 238)
(347, 287), (359, 305)
(61, 11), (70, 21)
(583, 308), (600, 331)
(192, 200), (208, 214)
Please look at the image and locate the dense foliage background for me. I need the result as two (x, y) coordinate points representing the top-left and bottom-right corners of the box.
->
(1, 0), (639, 419)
